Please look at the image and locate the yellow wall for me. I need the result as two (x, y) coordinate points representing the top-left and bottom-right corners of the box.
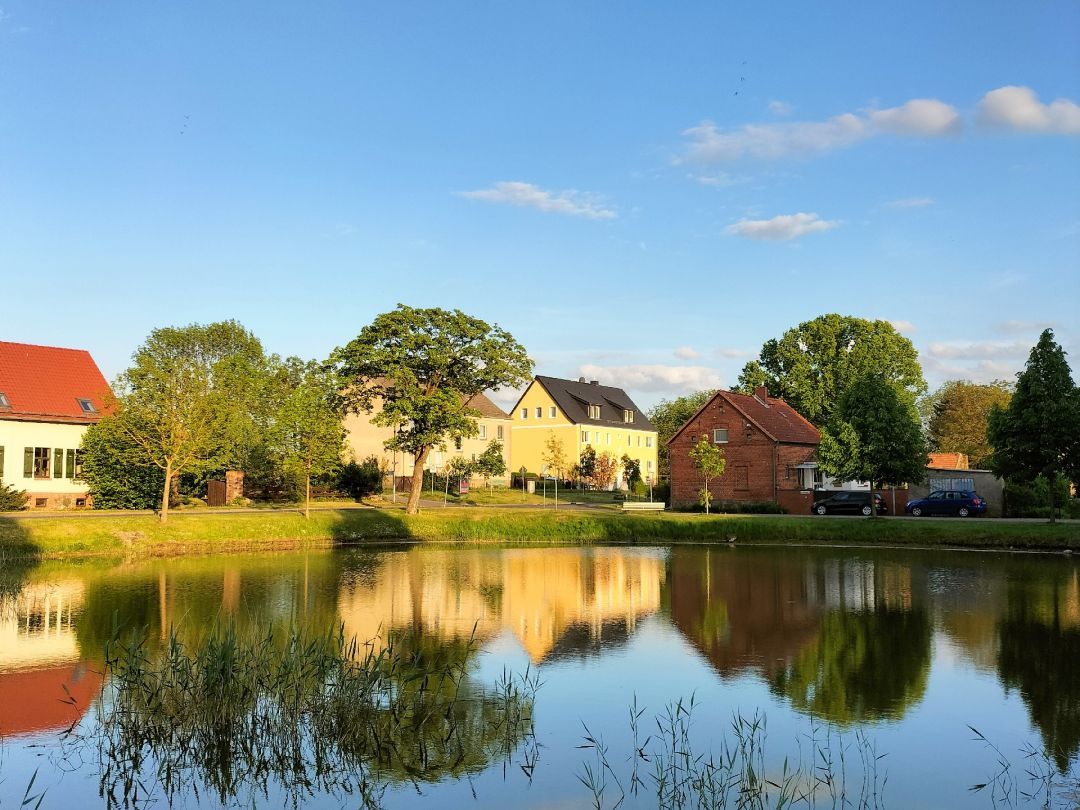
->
(0, 419), (93, 506)
(509, 381), (659, 486)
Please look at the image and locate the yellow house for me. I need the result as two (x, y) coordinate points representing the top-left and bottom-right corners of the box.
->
(343, 391), (512, 486)
(509, 375), (658, 487)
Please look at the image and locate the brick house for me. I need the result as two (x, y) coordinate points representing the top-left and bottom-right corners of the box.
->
(668, 386), (821, 512)
(0, 341), (111, 509)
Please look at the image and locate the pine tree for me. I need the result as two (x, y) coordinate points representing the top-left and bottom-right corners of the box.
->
(988, 329), (1080, 522)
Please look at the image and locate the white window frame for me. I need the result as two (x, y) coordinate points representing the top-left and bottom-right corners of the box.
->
(549, 406), (557, 418)
(478, 425), (487, 440)
(521, 408), (528, 419)
(535, 406), (542, 418)
(497, 425), (504, 440)
(646, 436), (653, 448)
(713, 429), (729, 444)
(624, 409), (633, 423)
(588, 404), (601, 419)
(581, 431), (590, 443)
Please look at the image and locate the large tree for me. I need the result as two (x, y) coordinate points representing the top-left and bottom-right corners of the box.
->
(269, 358), (347, 519)
(334, 306), (533, 514)
(648, 390), (714, 478)
(921, 380), (1012, 468)
(988, 330), (1080, 522)
(108, 321), (270, 523)
(737, 314), (926, 426)
(818, 374), (927, 515)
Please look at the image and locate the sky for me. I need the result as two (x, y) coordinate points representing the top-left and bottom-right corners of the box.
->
(1, 1), (1078, 410)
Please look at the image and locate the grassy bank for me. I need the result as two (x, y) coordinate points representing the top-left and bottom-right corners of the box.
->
(2, 506), (1080, 559)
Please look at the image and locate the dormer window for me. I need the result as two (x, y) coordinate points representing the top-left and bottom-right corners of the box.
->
(0, 392), (10, 409)
(77, 398), (97, 414)
(588, 404), (601, 420)
(623, 409), (634, 423)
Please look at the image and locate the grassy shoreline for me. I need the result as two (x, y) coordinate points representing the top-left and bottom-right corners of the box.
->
(2, 506), (1079, 560)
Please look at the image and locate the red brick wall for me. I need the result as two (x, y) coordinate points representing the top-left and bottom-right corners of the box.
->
(669, 397), (818, 509)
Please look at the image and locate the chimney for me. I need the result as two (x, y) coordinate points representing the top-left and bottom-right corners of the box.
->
(590, 380), (599, 385)
(754, 385), (769, 400)
(578, 376), (587, 383)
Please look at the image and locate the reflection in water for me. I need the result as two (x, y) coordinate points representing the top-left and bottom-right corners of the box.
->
(998, 568), (1080, 772)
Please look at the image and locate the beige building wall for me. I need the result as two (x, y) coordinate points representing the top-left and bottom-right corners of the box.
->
(0, 419), (93, 508)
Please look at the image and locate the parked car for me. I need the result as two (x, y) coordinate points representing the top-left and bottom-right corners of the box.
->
(811, 491), (887, 516)
(905, 490), (987, 517)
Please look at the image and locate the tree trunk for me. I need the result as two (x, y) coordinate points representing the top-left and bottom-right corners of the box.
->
(305, 473), (311, 520)
(159, 458), (172, 524)
(868, 480), (877, 518)
(1050, 474), (1058, 524)
(405, 451), (428, 515)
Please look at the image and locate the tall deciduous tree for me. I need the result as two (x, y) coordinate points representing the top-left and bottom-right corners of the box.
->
(334, 306), (533, 514)
(269, 358), (346, 519)
(921, 380), (1012, 468)
(819, 374), (927, 516)
(737, 314), (926, 426)
(988, 330), (1080, 523)
(648, 391), (714, 478)
(541, 432), (567, 507)
(620, 454), (642, 491)
(110, 321), (269, 523)
(689, 435), (726, 515)
(593, 452), (618, 491)
(80, 416), (165, 509)
(577, 446), (597, 488)
(475, 441), (507, 490)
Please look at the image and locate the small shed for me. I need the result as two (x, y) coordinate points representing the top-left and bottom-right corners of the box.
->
(907, 467), (1004, 517)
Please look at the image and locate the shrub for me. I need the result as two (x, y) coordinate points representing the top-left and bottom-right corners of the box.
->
(338, 457), (382, 500)
(80, 417), (165, 509)
(1004, 475), (1073, 518)
(0, 481), (29, 511)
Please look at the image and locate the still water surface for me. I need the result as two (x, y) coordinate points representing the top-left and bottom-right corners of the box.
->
(0, 544), (1077, 808)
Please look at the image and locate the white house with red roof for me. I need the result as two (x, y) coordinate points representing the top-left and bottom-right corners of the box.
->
(0, 342), (112, 509)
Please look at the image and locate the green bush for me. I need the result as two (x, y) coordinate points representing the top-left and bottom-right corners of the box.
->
(338, 457), (382, 500)
(1004, 475), (1073, 518)
(652, 482), (671, 505)
(80, 417), (165, 509)
(0, 481), (29, 511)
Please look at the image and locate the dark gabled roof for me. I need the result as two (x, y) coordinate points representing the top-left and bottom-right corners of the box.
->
(668, 388), (820, 446)
(0, 341), (111, 424)
(463, 391), (510, 419)
(529, 375), (655, 431)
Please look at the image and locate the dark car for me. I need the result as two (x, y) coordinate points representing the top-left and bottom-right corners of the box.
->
(905, 490), (987, 517)
(811, 491), (887, 516)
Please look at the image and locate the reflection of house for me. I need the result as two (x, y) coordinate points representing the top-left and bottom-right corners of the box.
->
(0, 580), (100, 737)
(0, 341), (111, 509)
(668, 387), (820, 511)
(509, 376), (658, 487)
(343, 390), (512, 486)
(337, 548), (664, 663)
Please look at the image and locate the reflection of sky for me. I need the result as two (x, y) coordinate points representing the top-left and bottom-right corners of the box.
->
(0, 548), (1075, 809)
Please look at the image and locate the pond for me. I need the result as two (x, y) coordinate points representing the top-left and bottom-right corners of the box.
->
(0, 544), (1078, 809)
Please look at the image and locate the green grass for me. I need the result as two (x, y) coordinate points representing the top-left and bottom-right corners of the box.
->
(2, 506), (1080, 559)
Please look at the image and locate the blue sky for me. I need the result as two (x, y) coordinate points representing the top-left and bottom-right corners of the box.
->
(1, 1), (1077, 408)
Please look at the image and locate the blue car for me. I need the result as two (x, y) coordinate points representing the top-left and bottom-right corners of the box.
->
(905, 490), (987, 517)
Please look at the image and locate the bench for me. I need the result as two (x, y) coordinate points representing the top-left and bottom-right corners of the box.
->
(621, 501), (666, 512)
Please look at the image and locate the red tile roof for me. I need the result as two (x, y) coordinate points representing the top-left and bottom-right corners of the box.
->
(0, 341), (111, 424)
(927, 452), (970, 470)
(668, 387), (821, 446)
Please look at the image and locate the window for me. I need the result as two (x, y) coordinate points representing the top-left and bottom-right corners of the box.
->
(549, 406), (557, 418)
(623, 409), (634, 423)
(521, 408), (528, 419)
(66, 449), (82, 480)
(478, 425), (487, 440)
(646, 436), (653, 448)
(76, 398), (97, 414)
(605, 433), (610, 445)
(637, 436), (641, 447)
(647, 460), (654, 473)
(734, 466), (749, 490)
(25, 447), (50, 479)
(588, 404), (601, 419)
(34, 498), (47, 508)
(454, 437), (462, 451)
(581, 431), (590, 443)
(713, 429), (729, 444)
(497, 425), (504, 440)
(75, 498), (87, 508)
(535, 406), (542, 418)
(0, 392), (10, 408)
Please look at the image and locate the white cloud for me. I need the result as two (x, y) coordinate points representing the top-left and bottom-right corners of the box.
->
(458, 181), (616, 220)
(885, 197), (935, 208)
(925, 340), (1031, 360)
(768, 100), (794, 117)
(576, 364), (723, 394)
(1000, 319), (1056, 334)
(922, 356), (1023, 384)
(673, 346), (700, 360)
(977, 86), (1080, 135)
(679, 96), (959, 163)
(725, 212), (840, 241)
(889, 320), (917, 334)
(714, 347), (752, 359)
(868, 99), (961, 135)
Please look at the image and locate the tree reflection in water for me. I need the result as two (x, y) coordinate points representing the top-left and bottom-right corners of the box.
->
(84, 621), (538, 809)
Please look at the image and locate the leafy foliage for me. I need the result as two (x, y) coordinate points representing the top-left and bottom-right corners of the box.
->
(0, 480), (29, 511)
(541, 432), (568, 478)
(988, 330), (1080, 521)
(338, 457), (384, 500)
(648, 391), (714, 478)
(577, 446), (597, 485)
(475, 441), (508, 487)
(621, 454), (642, 490)
(921, 380), (1012, 468)
(80, 416), (167, 510)
(689, 435), (726, 515)
(592, 452), (618, 491)
(737, 314), (926, 426)
(819, 374), (927, 494)
(334, 305), (533, 513)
